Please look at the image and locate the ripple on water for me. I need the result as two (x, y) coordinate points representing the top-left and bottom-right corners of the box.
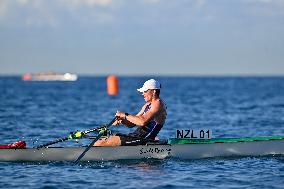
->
(1, 77), (284, 189)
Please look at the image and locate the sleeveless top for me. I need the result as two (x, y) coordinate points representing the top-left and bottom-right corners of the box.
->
(129, 103), (164, 140)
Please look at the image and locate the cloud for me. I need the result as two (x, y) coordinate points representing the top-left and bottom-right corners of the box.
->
(0, 1), (9, 17)
(0, 0), (57, 27)
(245, 0), (284, 16)
(0, 0), (117, 27)
(17, 0), (114, 7)
(1, 0), (284, 28)
(22, 1), (58, 27)
(61, 0), (113, 9)
(142, 0), (161, 4)
(196, 0), (206, 8)
(248, 0), (284, 8)
(18, 0), (29, 5)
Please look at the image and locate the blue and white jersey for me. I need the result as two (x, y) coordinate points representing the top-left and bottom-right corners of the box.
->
(129, 103), (163, 139)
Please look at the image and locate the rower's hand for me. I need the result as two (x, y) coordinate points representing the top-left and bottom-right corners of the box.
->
(115, 111), (125, 118)
(112, 118), (122, 126)
(114, 111), (127, 126)
(112, 112), (123, 126)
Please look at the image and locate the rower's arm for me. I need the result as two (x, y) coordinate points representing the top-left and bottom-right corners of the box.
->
(122, 104), (149, 127)
(115, 104), (148, 128)
(124, 101), (160, 127)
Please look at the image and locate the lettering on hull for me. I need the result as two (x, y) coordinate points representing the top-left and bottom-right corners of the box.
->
(139, 147), (171, 155)
(176, 129), (212, 139)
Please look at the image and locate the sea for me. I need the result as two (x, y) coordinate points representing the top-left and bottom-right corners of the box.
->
(0, 76), (284, 189)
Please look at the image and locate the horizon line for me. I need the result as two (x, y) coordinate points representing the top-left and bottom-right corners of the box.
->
(0, 73), (284, 77)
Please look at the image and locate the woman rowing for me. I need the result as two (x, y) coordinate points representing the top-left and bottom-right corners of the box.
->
(94, 79), (167, 146)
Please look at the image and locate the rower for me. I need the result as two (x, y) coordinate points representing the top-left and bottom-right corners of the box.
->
(94, 79), (167, 146)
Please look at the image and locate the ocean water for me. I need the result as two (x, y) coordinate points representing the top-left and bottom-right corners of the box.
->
(0, 76), (284, 189)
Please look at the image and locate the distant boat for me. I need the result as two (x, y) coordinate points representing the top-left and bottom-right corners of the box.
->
(22, 72), (78, 81)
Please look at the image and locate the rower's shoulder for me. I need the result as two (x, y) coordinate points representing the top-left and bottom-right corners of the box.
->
(158, 99), (167, 110)
(152, 98), (166, 108)
(157, 98), (166, 105)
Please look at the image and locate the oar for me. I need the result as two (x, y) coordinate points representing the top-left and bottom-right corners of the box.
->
(34, 124), (112, 149)
(74, 117), (116, 164)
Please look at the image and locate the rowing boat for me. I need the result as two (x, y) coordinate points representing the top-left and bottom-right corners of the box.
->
(0, 136), (284, 162)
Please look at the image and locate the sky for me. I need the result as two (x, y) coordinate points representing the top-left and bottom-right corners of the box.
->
(0, 0), (284, 76)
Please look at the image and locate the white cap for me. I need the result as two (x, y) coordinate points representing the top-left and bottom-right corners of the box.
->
(137, 79), (161, 92)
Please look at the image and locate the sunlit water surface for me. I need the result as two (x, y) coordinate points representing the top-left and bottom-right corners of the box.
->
(0, 76), (284, 189)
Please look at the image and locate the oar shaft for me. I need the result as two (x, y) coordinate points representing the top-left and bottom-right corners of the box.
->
(74, 133), (103, 164)
(35, 137), (68, 148)
(35, 126), (104, 148)
(74, 117), (116, 163)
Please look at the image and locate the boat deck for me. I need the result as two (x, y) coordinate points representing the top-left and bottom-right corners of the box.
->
(169, 135), (284, 144)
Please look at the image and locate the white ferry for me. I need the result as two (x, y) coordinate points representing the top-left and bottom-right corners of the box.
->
(22, 72), (78, 81)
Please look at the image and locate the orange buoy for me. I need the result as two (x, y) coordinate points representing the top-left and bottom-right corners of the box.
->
(107, 75), (119, 96)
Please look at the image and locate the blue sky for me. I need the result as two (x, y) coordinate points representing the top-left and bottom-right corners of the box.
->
(0, 0), (284, 76)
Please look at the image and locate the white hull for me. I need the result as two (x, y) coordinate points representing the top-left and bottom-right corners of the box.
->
(1, 139), (284, 162)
